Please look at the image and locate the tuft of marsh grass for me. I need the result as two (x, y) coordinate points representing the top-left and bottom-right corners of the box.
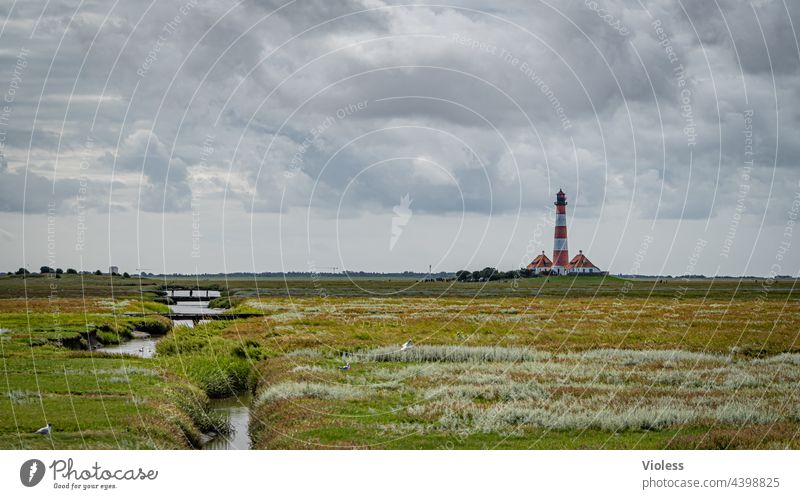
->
(290, 365), (327, 373)
(424, 381), (548, 403)
(360, 346), (737, 366)
(361, 345), (551, 363)
(437, 402), (700, 433)
(758, 353), (800, 366)
(371, 365), (450, 382)
(7, 390), (39, 405)
(714, 402), (781, 425)
(720, 370), (761, 389)
(177, 356), (253, 398)
(92, 366), (159, 377)
(456, 372), (507, 385)
(286, 348), (324, 358)
(559, 348), (725, 364)
(257, 381), (370, 404)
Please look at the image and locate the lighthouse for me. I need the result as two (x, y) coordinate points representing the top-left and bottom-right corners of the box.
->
(552, 189), (569, 275)
(525, 189), (604, 276)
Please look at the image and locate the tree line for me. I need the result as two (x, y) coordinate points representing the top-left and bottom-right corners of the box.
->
(9, 267), (131, 278)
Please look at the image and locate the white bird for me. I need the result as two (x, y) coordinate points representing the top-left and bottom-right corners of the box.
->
(401, 340), (414, 351)
(339, 362), (350, 371)
(34, 423), (51, 435)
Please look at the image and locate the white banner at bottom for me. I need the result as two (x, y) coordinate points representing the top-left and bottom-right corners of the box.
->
(1, 450), (797, 498)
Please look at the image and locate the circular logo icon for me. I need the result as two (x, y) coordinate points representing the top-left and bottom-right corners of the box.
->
(20, 459), (45, 487)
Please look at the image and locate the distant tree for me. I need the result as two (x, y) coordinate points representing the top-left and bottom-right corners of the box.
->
(93, 270), (102, 275)
(479, 267), (498, 281)
(56, 268), (63, 274)
(15, 267), (30, 275)
(66, 268), (78, 274)
(122, 272), (130, 278)
(455, 270), (471, 282)
(40, 266), (54, 274)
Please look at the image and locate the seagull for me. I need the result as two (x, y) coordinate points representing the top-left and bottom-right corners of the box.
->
(339, 362), (350, 371)
(34, 423), (51, 435)
(401, 340), (414, 351)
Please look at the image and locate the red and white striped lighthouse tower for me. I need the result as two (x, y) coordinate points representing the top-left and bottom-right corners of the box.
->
(552, 189), (569, 274)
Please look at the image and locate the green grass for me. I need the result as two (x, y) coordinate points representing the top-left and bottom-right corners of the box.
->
(155, 322), (264, 398)
(240, 291), (800, 449)
(0, 312), (172, 349)
(0, 309), (243, 448)
(250, 345), (800, 449)
(0, 350), (192, 449)
(0, 273), (163, 299)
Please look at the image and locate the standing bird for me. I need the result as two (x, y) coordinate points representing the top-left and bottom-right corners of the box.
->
(401, 340), (414, 351)
(34, 423), (51, 435)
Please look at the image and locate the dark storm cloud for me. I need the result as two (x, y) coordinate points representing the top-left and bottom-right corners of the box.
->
(251, 0), (391, 31)
(675, 0), (800, 75)
(0, 0), (797, 225)
(0, 167), (74, 213)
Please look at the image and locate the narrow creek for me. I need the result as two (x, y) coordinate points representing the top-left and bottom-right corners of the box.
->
(98, 289), (252, 449)
(201, 395), (252, 450)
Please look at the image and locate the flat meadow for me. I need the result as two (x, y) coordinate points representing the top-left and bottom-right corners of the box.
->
(1, 273), (799, 449)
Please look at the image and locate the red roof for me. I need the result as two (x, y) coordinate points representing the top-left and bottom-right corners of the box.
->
(566, 251), (598, 270)
(527, 252), (553, 270)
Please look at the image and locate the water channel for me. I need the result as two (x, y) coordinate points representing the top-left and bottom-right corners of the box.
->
(97, 289), (252, 449)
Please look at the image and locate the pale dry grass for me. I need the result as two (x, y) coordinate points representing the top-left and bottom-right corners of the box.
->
(360, 345), (551, 363)
(258, 381), (371, 403)
(275, 345), (800, 436)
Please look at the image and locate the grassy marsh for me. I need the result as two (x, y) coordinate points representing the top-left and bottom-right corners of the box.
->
(0, 275), (248, 449)
(2, 273), (799, 449)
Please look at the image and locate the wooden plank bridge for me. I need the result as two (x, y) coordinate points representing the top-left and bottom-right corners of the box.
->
(128, 312), (262, 324)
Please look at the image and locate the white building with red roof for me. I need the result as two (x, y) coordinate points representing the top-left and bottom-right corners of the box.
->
(565, 250), (601, 274)
(527, 251), (553, 274)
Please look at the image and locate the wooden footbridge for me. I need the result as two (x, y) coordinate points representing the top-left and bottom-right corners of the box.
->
(161, 289), (221, 302)
(127, 311), (262, 324)
(164, 312), (261, 323)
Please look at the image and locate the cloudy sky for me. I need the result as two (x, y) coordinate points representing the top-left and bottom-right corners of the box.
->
(0, 0), (798, 276)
